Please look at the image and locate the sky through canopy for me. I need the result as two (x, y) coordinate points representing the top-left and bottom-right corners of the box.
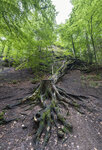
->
(51, 0), (73, 24)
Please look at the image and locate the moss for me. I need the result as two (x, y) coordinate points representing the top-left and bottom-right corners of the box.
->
(57, 114), (65, 122)
(0, 111), (5, 120)
(42, 111), (46, 120)
(51, 100), (56, 108)
(12, 80), (18, 84)
(89, 81), (100, 88)
(81, 75), (86, 80)
(58, 129), (64, 138)
(72, 102), (80, 108)
(31, 78), (40, 84)
(62, 127), (67, 133)
(66, 124), (73, 132)
(0, 111), (5, 125)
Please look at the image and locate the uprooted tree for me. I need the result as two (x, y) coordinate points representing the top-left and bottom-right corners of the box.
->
(0, 58), (90, 149)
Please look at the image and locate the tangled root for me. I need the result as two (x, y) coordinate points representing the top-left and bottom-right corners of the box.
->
(13, 79), (87, 149)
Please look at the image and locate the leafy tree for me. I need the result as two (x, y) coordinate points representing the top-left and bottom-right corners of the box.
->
(58, 0), (102, 64)
(0, 1), (102, 149)
(0, 0), (57, 70)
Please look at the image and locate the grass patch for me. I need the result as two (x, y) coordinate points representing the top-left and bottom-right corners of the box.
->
(12, 80), (18, 84)
(0, 111), (5, 120)
(81, 73), (102, 88)
(89, 81), (101, 88)
(31, 78), (40, 84)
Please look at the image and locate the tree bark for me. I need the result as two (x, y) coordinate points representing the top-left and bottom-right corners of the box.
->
(90, 16), (97, 65)
(71, 35), (76, 58)
(86, 32), (92, 64)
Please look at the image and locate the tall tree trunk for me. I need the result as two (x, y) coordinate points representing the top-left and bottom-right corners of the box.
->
(0, 43), (6, 71)
(71, 35), (76, 58)
(90, 16), (97, 65)
(86, 32), (92, 64)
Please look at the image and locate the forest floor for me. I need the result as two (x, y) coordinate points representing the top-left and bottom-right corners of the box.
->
(0, 67), (102, 150)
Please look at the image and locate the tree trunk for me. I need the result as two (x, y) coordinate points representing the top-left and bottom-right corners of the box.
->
(90, 16), (97, 65)
(71, 35), (76, 58)
(86, 32), (92, 64)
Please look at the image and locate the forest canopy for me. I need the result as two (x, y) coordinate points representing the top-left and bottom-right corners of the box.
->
(58, 0), (102, 64)
(0, 0), (56, 70)
(0, 0), (102, 71)
(0, 1), (102, 149)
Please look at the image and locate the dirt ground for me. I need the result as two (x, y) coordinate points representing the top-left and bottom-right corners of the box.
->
(0, 68), (102, 150)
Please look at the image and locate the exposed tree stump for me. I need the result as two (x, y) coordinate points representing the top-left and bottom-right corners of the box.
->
(2, 58), (89, 150)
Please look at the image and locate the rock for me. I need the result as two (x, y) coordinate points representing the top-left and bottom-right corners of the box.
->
(22, 124), (27, 129)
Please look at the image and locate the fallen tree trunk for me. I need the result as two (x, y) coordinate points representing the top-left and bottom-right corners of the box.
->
(2, 58), (89, 150)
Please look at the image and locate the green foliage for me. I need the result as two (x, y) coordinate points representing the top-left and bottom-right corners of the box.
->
(81, 73), (102, 88)
(58, 0), (102, 64)
(0, 0), (102, 70)
(0, 111), (5, 120)
(0, 0), (57, 71)
(12, 80), (18, 84)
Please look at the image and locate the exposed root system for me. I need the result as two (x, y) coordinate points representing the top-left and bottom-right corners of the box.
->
(2, 59), (90, 149)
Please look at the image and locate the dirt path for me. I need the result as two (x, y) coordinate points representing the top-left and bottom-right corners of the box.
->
(57, 70), (102, 150)
(0, 68), (102, 150)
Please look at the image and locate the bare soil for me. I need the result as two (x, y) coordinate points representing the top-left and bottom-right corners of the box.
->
(0, 68), (102, 150)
